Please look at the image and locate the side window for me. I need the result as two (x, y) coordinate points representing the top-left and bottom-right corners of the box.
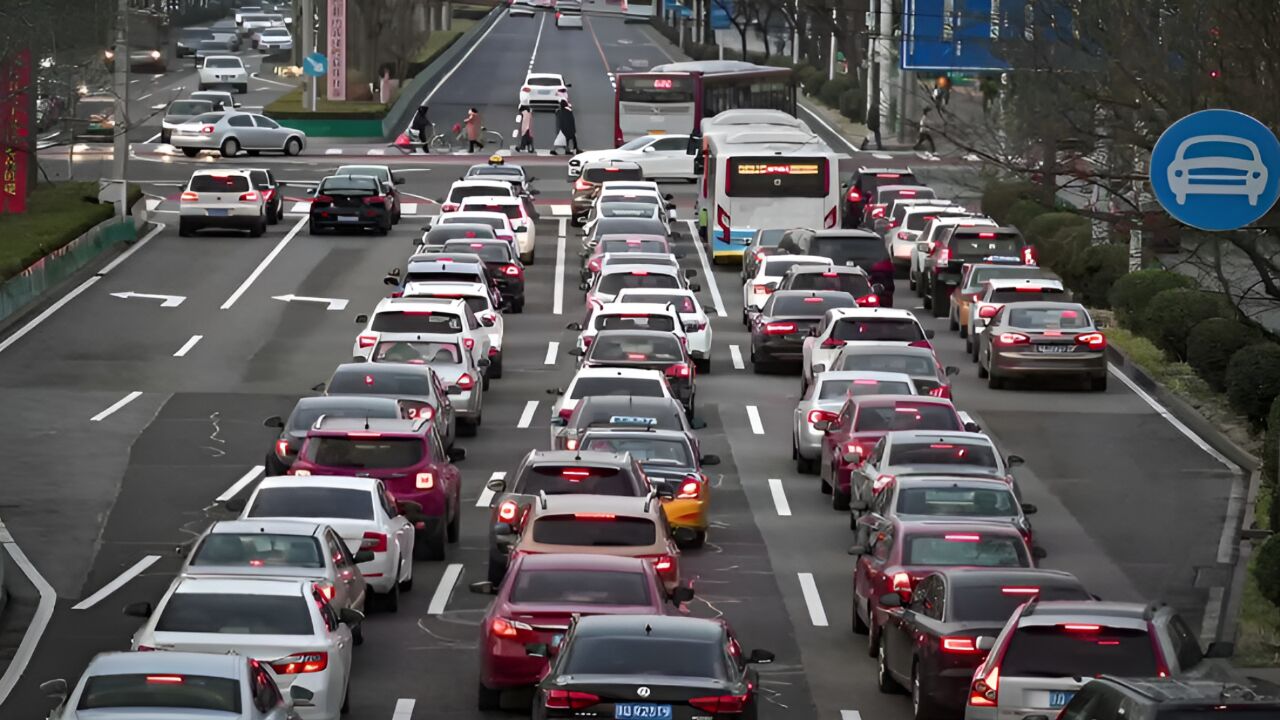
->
(927, 578), (945, 620)
(834, 403), (852, 430)
(253, 115), (280, 129)
(429, 432), (446, 463)
(325, 533), (344, 567)
(328, 531), (355, 568)
(909, 578), (931, 612)
(228, 114), (253, 127)
(1166, 613), (1204, 669)
(871, 485), (892, 516)
(382, 488), (399, 518)
(868, 438), (886, 466)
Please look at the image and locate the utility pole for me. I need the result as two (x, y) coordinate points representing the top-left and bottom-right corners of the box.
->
(112, 0), (130, 220)
(1129, 156), (1145, 272)
(876, 0), (892, 134)
(301, 0), (314, 110)
(827, 7), (836, 80)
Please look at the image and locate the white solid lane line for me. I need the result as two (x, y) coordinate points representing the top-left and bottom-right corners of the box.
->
(477, 471), (506, 507)
(529, 12), (547, 68)
(71, 555), (162, 610)
(325, 148), (343, 155)
(217, 465), (266, 503)
(767, 478), (791, 517)
(553, 219), (566, 315)
(745, 405), (764, 435)
(392, 699), (416, 720)
(0, 518), (55, 705)
(427, 563), (464, 615)
(91, 391), (143, 422)
(422, 9), (505, 105)
(1107, 364), (1236, 471)
(173, 334), (203, 357)
(220, 216), (307, 310)
(545, 341), (559, 365)
(841, 712), (862, 720)
(797, 572), (829, 627)
(518, 400), (540, 428)
(367, 148), (386, 156)
(143, 132), (161, 143)
(684, 220), (726, 317)
(729, 344), (744, 370)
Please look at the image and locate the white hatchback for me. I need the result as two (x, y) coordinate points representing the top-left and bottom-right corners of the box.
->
(179, 169), (266, 237)
(458, 195), (537, 263)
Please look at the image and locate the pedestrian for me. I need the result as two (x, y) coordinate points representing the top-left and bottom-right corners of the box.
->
(934, 75), (951, 107)
(980, 76), (999, 115)
(554, 100), (580, 155)
(516, 105), (534, 153)
(464, 107), (483, 153)
(913, 106), (936, 153)
(860, 103), (882, 151)
(409, 102), (431, 153)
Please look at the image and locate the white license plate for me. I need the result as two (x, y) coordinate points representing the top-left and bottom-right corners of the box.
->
(1035, 344), (1073, 354)
(206, 208), (229, 216)
(338, 215), (358, 223)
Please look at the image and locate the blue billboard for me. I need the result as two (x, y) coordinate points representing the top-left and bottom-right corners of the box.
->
(900, 0), (1013, 71)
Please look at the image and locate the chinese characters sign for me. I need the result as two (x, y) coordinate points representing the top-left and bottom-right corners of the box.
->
(327, 0), (346, 100)
(0, 49), (31, 213)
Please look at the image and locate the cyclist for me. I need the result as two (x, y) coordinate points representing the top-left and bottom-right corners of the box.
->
(409, 102), (430, 154)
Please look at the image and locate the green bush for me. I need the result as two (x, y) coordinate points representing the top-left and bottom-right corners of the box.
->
(982, 181), (1041, 225)
(795, 64), (821, 90)
(1253, 533), (1280, 607)
(804, 76), (827, 99)
(1038, 224), (1090, 280)
(1263, 395), (1280, 489)
(1225, 342), (1280, 424)
(1187, 318), (1258, 391)
(1067, 243), (1129, 308)
(1108, 269), (1197, 330)
(838, 89), (863, 122)
(819, 76), (853, 108)
(1140, 288), (1232, 360)
(1024, 212), (1087, 248)
(1005, 199), (1054, 233)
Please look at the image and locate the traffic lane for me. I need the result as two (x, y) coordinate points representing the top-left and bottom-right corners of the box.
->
(595, 13), (681, 74)
(531, 14), (615, 151)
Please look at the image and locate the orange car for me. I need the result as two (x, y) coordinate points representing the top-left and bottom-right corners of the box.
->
(949, 262), (1056, 337)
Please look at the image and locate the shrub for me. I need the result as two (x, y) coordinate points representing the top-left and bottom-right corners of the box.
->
(1141, 288), (1232, 359)
(819, 76), (853, 108)
(1253, 533), (1280, 607)
(838, 89), (863, 122)
(1067, 243), (1129, 308)
(1024, 212), (1087, 248)
(795, 64), (821, 90)
(1108, 269), (1197, 330)
(1038, 224), (1090, 281)
(1005, 199), (1053, 233)
(803, 75), (826, 97)
(1264, 395), (1280, 489)
(981, 181), (1040, 224)
(1187, 318), (1258, 391)
(1225, 342), (1280, 424)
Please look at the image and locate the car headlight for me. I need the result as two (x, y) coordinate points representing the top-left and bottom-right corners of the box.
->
(104, 50), (114, 60)
(150, 50), (161, 60)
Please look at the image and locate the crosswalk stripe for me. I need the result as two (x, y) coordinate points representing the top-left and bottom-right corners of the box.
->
(549, 204), (571, 217)
(367, 148), (386, 155)
(324, 148), (343, 155)
(400, 203), (417, 215)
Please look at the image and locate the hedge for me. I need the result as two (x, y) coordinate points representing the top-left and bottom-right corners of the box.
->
(1140, 288), (1232, 360)
(1038, 224), (1090, 284)
(1066, 243), (1129, 308)
(1254, 533), (1280, 607)
(1263, 394), (1280, 489)
(981, 181), (1040, 225)
(1187, 318), (1258, 391)
(1225, 342), (1280, 424)
(819, 76), (854, 109)
(1108, 269), (1197, 330)
(1024, 212), (1087, 248)
(1005, 199), (1054, 234)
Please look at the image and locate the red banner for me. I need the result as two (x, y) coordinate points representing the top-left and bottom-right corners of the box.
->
(0, 48), (31, 214)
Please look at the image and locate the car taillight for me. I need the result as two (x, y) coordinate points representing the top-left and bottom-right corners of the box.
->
(582, 336), (593, 348)
(314, 581), (336, 601)
(821, 337), (845, 348)
(313, 194), (333, 203)
(200, 125), (214, 134)
(969, 666), (1000, 706)
(545, 690), (599, 710)
(521, 86), (531, 93)
(239, 191), (258, 201)
(357, 334), (377, 348)
(363, 195), (385, 205)
(937, 247), (950, 265)
(1076, 332), (1106, 350)
(666, 363), (691, 379)
(942, 637), (981, 654)
(646, 554), (675, 573)
(497, 500), (518, 522)
(764, 322), (796, 335)
(872, 473), (895, 493)
(1021, 245), (1037, 265)
(360, 532), (387, 552)
(269, 652), (328, 674)
(461, 337), (475, 351)
(846, 188), (862, 202)
(871, 205), (886, 218)
(135, 645), (157, 651)
(262, 188), (275, 201)
(928, 385), (951, 399)
(416, 472), (434, 489)
(573, 178), (590, 191)
(977, 304), (1000, 318)
(844, 442), (864, 460)
(441, 202), (459, 212)
(753, 284), (774, 295)
(180, 191), (199, 202)
(689, 694), (748, 713)
(457, 373), (475, 390)
(558, 408), (573, 420)
(587, 258), (602, 272)
(491, 616), (535, 639)
(503, 264), (522, 277)
(403, 402), (434, 421)
(996, 332), (1030, 346)
(807, 410), (836, 425)
(275, 439), (291, 458)
(1149, 621), (1171, 677)
(897, 231), (910, 240)
(677, 478), (701, 498)
(891, 571), (911, 594)
(856, 294), (879, 306)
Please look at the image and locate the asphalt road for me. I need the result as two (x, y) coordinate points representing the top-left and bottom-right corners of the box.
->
(2, 7), (1243, 720)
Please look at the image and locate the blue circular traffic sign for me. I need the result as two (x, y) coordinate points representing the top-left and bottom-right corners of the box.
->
(1150, 109), (1280, 231)
(303, 52), (328, 77)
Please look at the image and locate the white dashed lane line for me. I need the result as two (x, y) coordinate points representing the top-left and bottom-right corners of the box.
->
(217, 465), (265, 503)
(545, 341), (559, 365)
(173, 334), (203, 357)
(767, 478), (791, 516)
(797, 572), (829, 627)
(427, 563), (464, 615)
(90, 391), (143, 422)
(729, 344), (744, 370)
(476, 471), (505, 508)
(745, 405), (764, 435)
(517, 400), (540, 428)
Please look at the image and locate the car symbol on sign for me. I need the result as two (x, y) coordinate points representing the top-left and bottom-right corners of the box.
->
(1167, 134), (1268, 206)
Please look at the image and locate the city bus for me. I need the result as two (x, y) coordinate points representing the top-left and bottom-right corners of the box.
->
(620, 0), (657, 19)
(701, 129), (841, 262)
(693, 111), (813, 230)
(613, 61), (795, 146)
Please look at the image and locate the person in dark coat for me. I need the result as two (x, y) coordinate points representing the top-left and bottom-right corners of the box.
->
(861, 104), (883, 150)
(409, 102), (431, 153)
(554, 100), (580, 155)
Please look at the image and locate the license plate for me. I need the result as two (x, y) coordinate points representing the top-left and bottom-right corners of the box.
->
(615, 704), (672, 720)
(1035, 344), (1073, 354)
(206, 208), (229, 216)
(1049, 690), (1074, 708)
(338, 215), (358, 223)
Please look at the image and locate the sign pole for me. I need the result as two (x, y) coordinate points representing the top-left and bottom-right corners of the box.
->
(112, 0), (130, 220)
(301, 0), (314, 110)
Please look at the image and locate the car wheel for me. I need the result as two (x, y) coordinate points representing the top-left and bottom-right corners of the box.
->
(511, 299), (524, 313)
(988, 369), (1003, 389)
(458, 416), (479, 437)
(264, 452), (288, 476)
(796, 453), (817, 475)
(958, 319), (968, 338)
(1091, 375), (1108, 392)
(477, 682), (502, 712)
(181, 147), (200, 157)
(695, 357), (710, 373)
(246, 149), (260, 156)
(178, 218), (194, 237)
(220, 137), (239, 157)
(236, 83), (247, 94)
(820, 464), (832, 494)
(419, 521), (447, 561)
(832, 485), (851, 511)
(249, 218), (265, 237)
(380, 579), (400, 613)
(852, 596), (869, 634)
(931, 284), (949, 318)
(376, 222), (389, 236)
(341, 680), (351, 714)
(687, 530), (707, 549)
(491, 354), (504, 379)
(911, 663), (939, 720)
(284, 137), (302, 156)
(308, 220), (322, 235)
(160, 130), (171, 144)
(949, 310), (959, 332)
(351, 622), (364, 646)
(487, 551), (508, 584)
(964, 334), (973, 354)
(398, 558), (413, 591)
(976, 350), (989, 378)
(908, 271), (917, 291)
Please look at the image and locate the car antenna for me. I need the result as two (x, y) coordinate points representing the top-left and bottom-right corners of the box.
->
(644, 623), (652, 636)
(364, 416), (370, 430)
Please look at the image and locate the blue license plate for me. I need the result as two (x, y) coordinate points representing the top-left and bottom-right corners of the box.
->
(206, 209), (229, 216)
(615, 704), (672, 720)
(1049, 690), (1074, 708)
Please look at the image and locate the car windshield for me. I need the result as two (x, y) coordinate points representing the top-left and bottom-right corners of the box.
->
(405, 271), (484, 285)
(600, 239), (668, 254)
(189, 174), (250, 193)
(328, 369), (434, 396)
(463, 202), (522, 220)
(990, 287), (1067, 303)
(581, 437), (692, 467)
(904, 534), (1029, 567)
(563, 637), (724, 678)
(832, 318), (924, 342)
(952, 236), (1023, 258)
(595, 314), (675, 332)
(570, 377), (664, 399)
(1007, 307), (1090, 330)
(963, 266), (1049, 291)
(443, 241), (509, 261)
(527, 76), (562, 86)
(597, 273), (680, 294)
(787, 272), (872, 295)
(449, 185), (511, 203)
(156, 593), (313, 635)
(889, 442), (998, 468)
(191, 532), (323, 568)
(532, 515), (656, 546)
(288, 402), (398, 431)
(167, 101), (211, 115)
(301, 436), (424, 469)
(592, 218), (664, 236)
(1182, 139), (1256, 161)
(321, 177), (378, 194)
(588, 334), (683, 362)
(206, 57), (242, 68)
(810, 237), (890, 268)
(519, 465), (637, 495)
(763, 259), (828, 277)
(755, 228), (787, 247)
(510, 570), (652, 605)
(768, 294), (855, 315)
(837, 351), (935, 376)
(950, 584), (1090, 622)
(373, 341), (462, 365)
(895, 487), (1018, 517)
(1001, 625), (1158, 677)
(370, 310), (463, 333)
(854, 403), (959, 432)
(78, 674), (241, 712)
(337, 166), (389, 182)
(248, 487), (375, 520)
(617, 136), (656, 151)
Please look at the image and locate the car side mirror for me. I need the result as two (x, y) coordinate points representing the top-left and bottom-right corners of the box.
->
(353, 549), (375, 563)
(289, 684), (315, 707)
(312, 382), (326, 393)
(263, 415), (284, 428)
(847, 544), (867, 556)
(945, 366), (960, 377)
(486, 477), (508, 494)
(579, 282), (590, 291)
(568, 347), (584, 357)
(338, 607), (364, 626)
(808, 327), (820, 336)
(355, 314), (369, 323)
(813, 364), (826, 374)
(925, 329), (935, 339)
(841, 182), (849, 190)
(470, 580), (497, 595)
(547, 388), (564, 395)
(566, 322), (583, 331)
(123, 601), (153, 618)
(223, 497), (247, 513)
(1020, 503), (1038, 515)
(670, 584), (695, 604)
(1007, 454), (1025, 466)
(1032, 546), (1048, 560)
(850, 499), (868, 511)
(690, 417), (707, 429)
(663, 193), (675, 201)
(493, 522), (515, 537)
(477, 358), (491, 368)
(964, 421), (981, 433)
(812, 420), (831, 432)
(39, 678), (68, 703)
(447, 447), (467, 462)
(412, 237), (425, 247)
(688, 283), (701, 292)
(975, 636), (996, 651)
(872, 283), (885, 295)
(747, 648), (775, 664)
(1204, 641), (1235, 659)
(700, 454), (721, 466)
(878, 592), (903, 608)
(383, 275), (401, 287)
(642, 145), (655, 153)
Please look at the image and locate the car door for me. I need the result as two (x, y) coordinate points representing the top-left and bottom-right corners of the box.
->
(378, 484), (414, 568)
(856, 524), (893, 605)
(885, 575), (931, 679)
(429, 370), (456, 443)
(225, 113), (254, 145)
(821, 400), (852, 477)
(251, 114), (285, 150)
(854, 437), (887, 505)
(643, 136), (689, 176)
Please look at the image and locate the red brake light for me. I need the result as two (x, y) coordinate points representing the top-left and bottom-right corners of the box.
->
(941, 637), (981, 653)
(358, 334), (378, 349)
(238, 191), (259, 202)
(315, 581), (336, 600)
(821, 337), (845, 348)
(497, 500), (518, 522)
(403, 403), (434, 421)
(457, 373), (475, 390)
(969, 666), (1000, 706)
(753, 284), (774, 294)
(545, 690), (599, 710)
(807, 410), (836, 425)
(1001, 586), (1040, 595)
(200, 125), (214, 134)
(492, 617), (535, 639)
(275, 439), (290, 457)
(977, 232), (997, 238)
(649, 554), (674, 572)
(558, 408), (573, 420)
(665, 363), (691, 378)
(763, 321), (796, 335)
(977, 304), (1000, 318)
(899, 190), (917, 196)
(562, 468), (592, 480)
(1076, 332), (1106, 350)
(688, 694), (748, 713)
(521, 86), (531, 92)
(503, 264), (522, 276)
(361, 532), (388, 552)
(821, 271), (838, 277)
(996, 332), (1030, 345)
(1061, 623), (1102, 632)
(846, 188), (862, 202)
(574, 512), (616, 519)
(146, 675), (184, 684)
(944, 533), (981, 542)
(573, 178), (590, 191)
(803, 297), (824, 303)
(270, 652), (329, 674)
(180, 191), (199, 202)
(462, 337), (475, 350)
(313, 194), (333, 203)
(856, 294), (880, 307)
(631, 270), (649, 276)
(677, 479), (701, 498)
(416, 472), (434, 489)
(891, 571), (911, 593)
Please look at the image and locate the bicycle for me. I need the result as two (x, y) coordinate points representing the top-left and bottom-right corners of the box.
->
(426, 123), (506, 153)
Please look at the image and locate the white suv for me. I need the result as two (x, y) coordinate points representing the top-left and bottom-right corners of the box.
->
(198, 55), (248, 94)
(179, 169), (266, 237)
(458, 195), (537, 264)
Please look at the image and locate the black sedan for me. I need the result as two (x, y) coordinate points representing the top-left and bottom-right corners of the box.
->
(442, 238), (526, 312)
(570, 329), (696, 417)
(248, 168), (284, 224)
(308, 175), (392, 235)
(876, 567), (1092, 717)
(749, 291), (856, 372)
(533, 615), (773, 720)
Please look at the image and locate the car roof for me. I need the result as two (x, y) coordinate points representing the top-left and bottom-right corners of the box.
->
(293, 395), (401, 412)
(601, 252), (675, 263)
(574, 395), (684, 412)
(599, 263), (679, 276)
(1000, 300), (1088, 313)
(332, 361), (433, 378)
(891, 475), (1015, 491)
(1017, 600), (1152, 625)
(786, 264), (869, 276)
(936, 567), (1086, 589)
(816, 370), (914, 384)
(595, 302), (678, 315)
(580, 427), (690, 442)
(445, 211), (509, 221)
(837, 341), (935, 356)
(312, 416), (427, 435)
(172, 575), (307, 596)
(461, 195), (520, 204)
(403, 281), (490, 296)
(375, 296), (470, 311)
(810, 229), (880, 240)
(573, 614), (722, 640)
(856, 166), (915, 175)
(615, 288), (694, 298)
(190, 168), (252, 178)
(854, 394), (952, 407)
(257, 474), (380, 491)
(450, 179), (511, 189)
(590, 328), (682, 342)
(877, 184), (933, 193)
(984, 277), (1065, 289)
(894, 518), (1028, 536)
(829, 307), (919, 320)
(930, 216), (994, 227)
(1095, 676), (1280, 705)
(85, 650), (243, 678)
(208, 519), (323, 536)
(582, 159), (642, 170)
(517, 553), (652, 573)
(764, 254), (831, 266)
(526, 72), (564, 79)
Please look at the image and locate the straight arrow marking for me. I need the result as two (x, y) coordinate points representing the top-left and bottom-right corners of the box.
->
(272, 294), (349, 311)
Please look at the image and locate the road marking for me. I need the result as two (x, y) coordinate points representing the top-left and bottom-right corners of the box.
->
(173, 334), (203, 357)
(1107, 365), (1236, 470)
(249, 72), (294, 88)
(217, 465), (265, 503)
(745, 405), (764, 434)
(841, 712), (862, 720)
(325, 148), (343, 155)
(400, 202), (418, 214)
(685, 220), (725, 317)
(220, 216), (307, 309)
(477, 471), (505, 507)
(427, 563), (464, 615)
(392, 699), (416, 720)
(91, 391), (143, 422)
(796, 103), (860, 156)
(0, 517), (55, 705)
(545, 341), (559, 365)
(767, 478), (791, 516)
(137, 92), (152, 101)
(729, 344), (744, 370)
(422, 9), (504, 105)
(143, 132), (161, 143)
(529, 11), (547, 68)
(71, 555), (162, 610)
(110, 291), (185, 307)
(554, 220), (566, 315)
(518, 400), (540, 428)
(290, 201), (310, 212)
(798, 572), (829, 626)
(367, 148), (386, 155)
(272, 293), (349, 311)
(549, 204), (570, 216)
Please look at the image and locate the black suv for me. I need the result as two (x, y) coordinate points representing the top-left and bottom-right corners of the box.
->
(776, 228), (895, 306)
(841, 167), (918, 228)
(920, 225), (1031, 316)
(1059, 676), (1280, 720)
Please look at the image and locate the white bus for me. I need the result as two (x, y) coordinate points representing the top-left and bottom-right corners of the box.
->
(701, 129), (841, 263)
(621, 0), (657, 19)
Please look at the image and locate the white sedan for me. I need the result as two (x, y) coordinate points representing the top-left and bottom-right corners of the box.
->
(568, 134), (696, 180)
